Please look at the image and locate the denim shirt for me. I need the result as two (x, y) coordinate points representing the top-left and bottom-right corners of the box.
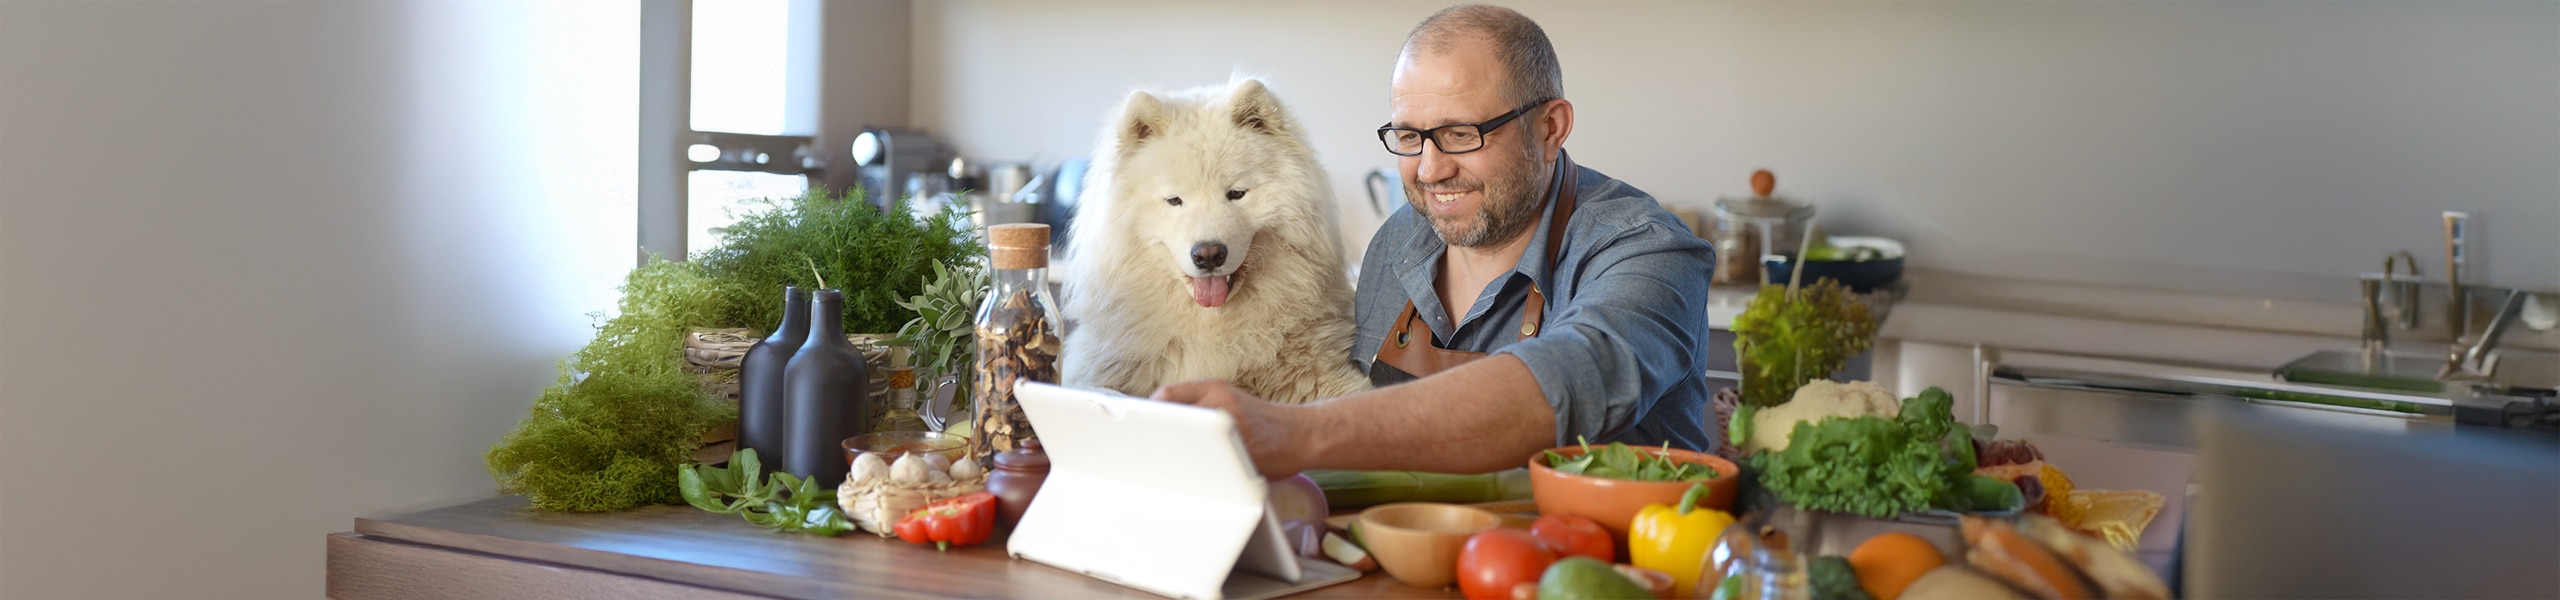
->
(1352, 163), (1718, 452)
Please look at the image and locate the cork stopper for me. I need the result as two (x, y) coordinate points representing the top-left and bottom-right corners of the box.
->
(988, 223), (1050, 270)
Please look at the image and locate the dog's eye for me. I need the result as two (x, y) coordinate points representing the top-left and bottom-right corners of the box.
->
(1164, 196), (1183, 206)
(1226, 189), (1247, 201)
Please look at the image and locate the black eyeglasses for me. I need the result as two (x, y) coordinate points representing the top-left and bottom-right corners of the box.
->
(1376, 97), (1554, 157)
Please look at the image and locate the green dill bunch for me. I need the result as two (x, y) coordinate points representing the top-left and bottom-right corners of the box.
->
(485, 258), (733, 512)
(693, 186), (984, 335)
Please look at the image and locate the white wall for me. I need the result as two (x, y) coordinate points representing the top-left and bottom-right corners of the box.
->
(0, 2), (636, 597)
(913, 0), (2560, 299)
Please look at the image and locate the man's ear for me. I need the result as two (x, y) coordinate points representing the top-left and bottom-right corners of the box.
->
(1533, 98), (1573, 162)
(1227, 78), (1287, 136)
(1117, 90), (1168, 155)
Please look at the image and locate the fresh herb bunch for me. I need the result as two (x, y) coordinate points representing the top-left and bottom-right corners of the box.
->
(1545, 437), (1719, 482)
(1747, 387), (1977, 518)
(1731, 278), (1878, 407)
(678, 448), (854, 535)
(485, 257), (735, 512)
(893, 259), (989, 411)
(694, 186), (983, 335)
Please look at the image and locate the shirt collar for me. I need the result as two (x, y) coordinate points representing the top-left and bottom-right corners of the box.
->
(1390, 154), (1574, 321)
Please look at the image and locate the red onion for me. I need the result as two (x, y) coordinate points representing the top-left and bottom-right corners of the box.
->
(1269, 473), (1330, 558)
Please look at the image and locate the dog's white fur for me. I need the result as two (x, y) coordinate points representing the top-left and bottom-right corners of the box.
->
(1059, 79), (1370, 404)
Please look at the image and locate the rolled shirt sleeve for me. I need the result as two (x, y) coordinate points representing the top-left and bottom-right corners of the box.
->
(1493, 216), (1716, 449)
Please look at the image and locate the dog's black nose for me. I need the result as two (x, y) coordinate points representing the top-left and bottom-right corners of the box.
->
(1191, 242), (1229, 272)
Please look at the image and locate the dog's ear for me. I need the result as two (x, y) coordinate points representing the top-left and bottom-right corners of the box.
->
(1117, 90), (1168, 153)
(1228, 79), (1287, 136)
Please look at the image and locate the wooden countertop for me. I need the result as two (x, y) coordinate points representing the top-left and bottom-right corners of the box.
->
(330, 495), (1459, 599)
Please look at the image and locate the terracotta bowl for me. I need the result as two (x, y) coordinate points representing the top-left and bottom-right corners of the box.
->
(1357, 502), (1502, 589)
(1527, 445), (1741, 538)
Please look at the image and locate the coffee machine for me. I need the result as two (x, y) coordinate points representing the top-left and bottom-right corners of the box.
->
(848, 127), (944, 208)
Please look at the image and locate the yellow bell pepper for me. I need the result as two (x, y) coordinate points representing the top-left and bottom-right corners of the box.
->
(1630, 484), (1736, 599)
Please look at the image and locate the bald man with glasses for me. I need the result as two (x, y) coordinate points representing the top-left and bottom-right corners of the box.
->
(1154, 5), (1717, 478)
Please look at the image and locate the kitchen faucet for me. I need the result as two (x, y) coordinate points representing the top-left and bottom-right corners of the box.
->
(2431, 211), (2540, 381)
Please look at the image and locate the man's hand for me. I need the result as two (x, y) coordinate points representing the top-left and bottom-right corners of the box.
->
(1151, 379), (1316, 479)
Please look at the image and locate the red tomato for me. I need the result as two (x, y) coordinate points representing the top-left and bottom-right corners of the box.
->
(1456, 529), (1555, 600)
(1528, 514), (1616, 563)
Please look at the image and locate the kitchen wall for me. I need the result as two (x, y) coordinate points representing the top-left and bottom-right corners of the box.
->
(911, 0), (2560, 299)
(0, 2), (638, 597)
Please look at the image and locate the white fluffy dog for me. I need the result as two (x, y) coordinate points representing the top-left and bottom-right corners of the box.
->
(1059, 79), (1370, 404)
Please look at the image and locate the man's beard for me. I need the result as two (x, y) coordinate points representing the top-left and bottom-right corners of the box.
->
(1406, 139), (1548, 248)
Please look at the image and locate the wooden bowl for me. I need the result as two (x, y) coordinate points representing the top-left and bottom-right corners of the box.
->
(1527, 446), (1741, 537)
(1357, 503), (1502, 589)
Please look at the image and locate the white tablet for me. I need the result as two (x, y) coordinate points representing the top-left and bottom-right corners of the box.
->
(1006, 382), (1356, 600)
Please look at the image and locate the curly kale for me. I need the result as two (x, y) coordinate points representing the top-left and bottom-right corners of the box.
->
(1748, 388), (1976, 518)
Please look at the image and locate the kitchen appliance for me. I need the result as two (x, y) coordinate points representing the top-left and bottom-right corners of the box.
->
(1037, 158), (1089, 235)
(1710, 169), (1815, 284)
(850, 127), (944, 207)
(973, 161), (1041, 228)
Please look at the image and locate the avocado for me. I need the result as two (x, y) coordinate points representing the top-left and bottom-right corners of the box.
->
(1537, 557), (1655, 600)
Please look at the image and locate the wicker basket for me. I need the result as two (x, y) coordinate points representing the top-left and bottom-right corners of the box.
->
(684, 327), (903, 464)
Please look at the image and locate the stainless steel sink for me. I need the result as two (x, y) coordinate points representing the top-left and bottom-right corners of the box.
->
(2275, 348), (2560, 396)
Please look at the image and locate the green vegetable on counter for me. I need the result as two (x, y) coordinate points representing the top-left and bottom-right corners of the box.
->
(1545, 438), (1718, 482)
(1747, 387), (1979, 518)
(1732, 278), (1878, 407)
(696, 187), (983, 336)
(486, 186), (983, 513)
(1306, 469), (1534, 509)
(484, 258), (734, 512)
(678, 448), (854, 535)
(1808, 555), (1875, 600)
(1537, 556), (1658, 600)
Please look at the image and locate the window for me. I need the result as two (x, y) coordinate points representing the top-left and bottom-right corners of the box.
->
(641, 0), (826, 261)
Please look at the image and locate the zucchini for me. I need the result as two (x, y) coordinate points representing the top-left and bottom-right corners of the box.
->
(1304, 468), (1533, 508)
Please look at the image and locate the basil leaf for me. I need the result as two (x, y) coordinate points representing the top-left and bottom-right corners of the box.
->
(734, 449), (763, 496)
(677, 467), (727, 512)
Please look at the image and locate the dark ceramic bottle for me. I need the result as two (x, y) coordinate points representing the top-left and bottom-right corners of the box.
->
(781, 289), (872, 488)
(987, 438), (1050, 527)
(737, 286), (807, 468)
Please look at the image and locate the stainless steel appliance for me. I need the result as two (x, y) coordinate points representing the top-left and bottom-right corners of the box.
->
(850, 127), (943, 207)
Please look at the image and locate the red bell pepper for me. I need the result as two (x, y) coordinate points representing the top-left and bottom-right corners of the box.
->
(893, 492), (997, 551)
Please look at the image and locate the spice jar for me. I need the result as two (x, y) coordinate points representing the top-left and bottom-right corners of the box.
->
(969, 224), (1061, 462)
(1711, 169), (1815, 285)
(986, 438), (1051, 526)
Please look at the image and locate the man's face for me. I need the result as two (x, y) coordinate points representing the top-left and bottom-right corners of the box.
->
(1390, 43), (1547, 249)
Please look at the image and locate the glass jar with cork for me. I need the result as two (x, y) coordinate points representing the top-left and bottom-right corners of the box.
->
(969, 223), (1061, 462)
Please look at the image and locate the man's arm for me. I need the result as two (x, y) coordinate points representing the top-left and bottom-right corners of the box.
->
(1152, 354), (1552, 478)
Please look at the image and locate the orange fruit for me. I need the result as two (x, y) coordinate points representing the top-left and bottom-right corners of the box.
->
(1847, 532), (1948, 600)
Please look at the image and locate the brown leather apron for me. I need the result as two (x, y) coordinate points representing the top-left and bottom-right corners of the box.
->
(1368, 154), (1579, 386)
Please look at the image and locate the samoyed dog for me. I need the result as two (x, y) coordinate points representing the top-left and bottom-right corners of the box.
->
(1059, 79), (1370, 404)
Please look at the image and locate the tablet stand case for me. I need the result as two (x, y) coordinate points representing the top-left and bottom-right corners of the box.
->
(1006, 383), (1359, 600)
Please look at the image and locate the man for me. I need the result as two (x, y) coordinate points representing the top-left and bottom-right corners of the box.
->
(1153, 4), (1716, 478)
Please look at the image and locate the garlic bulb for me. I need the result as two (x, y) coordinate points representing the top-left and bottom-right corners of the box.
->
(889, 452), (929, 484)
(949, 456), (983, 481)
(848, 452), (890, 485)
(922, 453), (953, 475)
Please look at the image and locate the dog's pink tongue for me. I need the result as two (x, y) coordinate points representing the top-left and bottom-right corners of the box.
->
(1190, 275), (1231, 308)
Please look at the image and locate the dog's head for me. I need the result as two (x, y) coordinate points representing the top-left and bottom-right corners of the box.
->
(1105, 79), (1323, 309)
